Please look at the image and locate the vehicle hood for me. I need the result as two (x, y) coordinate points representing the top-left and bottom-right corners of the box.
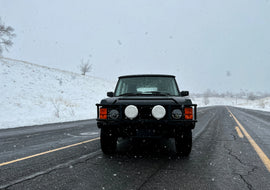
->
(99, 96), (193, 105)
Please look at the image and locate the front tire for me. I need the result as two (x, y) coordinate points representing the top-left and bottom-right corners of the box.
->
(100, 127), (117, 155)
(175, 129), (192, 156)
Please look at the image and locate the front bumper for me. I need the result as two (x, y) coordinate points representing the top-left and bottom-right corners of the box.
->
(97, 119), (196, 137)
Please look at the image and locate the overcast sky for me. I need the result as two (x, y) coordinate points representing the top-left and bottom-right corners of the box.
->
(1, 0), (270, 93)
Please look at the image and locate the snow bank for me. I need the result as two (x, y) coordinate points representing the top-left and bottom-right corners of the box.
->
(0, 57), (115, 129)
(192, 96), (270, 112)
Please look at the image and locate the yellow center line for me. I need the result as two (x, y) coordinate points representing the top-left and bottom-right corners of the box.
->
(227, 107), (270, 172)
(0, 137), (100, 167)
(235, 126), (244, 138)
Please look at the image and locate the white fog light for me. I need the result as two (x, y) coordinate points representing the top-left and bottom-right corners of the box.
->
(152, 105), (166, 120)
(172, 109), (182, 119)
(124, 105), (138, 120)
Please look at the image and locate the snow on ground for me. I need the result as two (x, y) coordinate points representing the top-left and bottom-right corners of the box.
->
(1, 57), (269, 129)
(0, 57), (115, 129)
(192, 96), (270, 112)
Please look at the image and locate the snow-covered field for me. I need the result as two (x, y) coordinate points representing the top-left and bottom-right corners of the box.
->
(0, 57), (115, 129)
(1, 57), (269, 129)
(192, 97), (270, 112)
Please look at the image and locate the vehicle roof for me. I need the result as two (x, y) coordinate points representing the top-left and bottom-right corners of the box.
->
(119, 74), (176, 78)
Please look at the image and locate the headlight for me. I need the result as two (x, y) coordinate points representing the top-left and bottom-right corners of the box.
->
(152, 105), (166, 120)
(124, 105), (138, 120)
(109, 109), (119, 119)
(172, 109), (182, 119)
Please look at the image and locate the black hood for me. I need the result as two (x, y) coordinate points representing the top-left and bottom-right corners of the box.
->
(99, 96), (192, 105)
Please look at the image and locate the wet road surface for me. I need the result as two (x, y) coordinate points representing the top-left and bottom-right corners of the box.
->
(1, 106), (270, 189)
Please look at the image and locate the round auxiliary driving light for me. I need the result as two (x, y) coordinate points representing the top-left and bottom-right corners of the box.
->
(124, 105), (138, 120)
(172, 109), (182, 119)
(152, 105), (166, 120)
(109, 109), (119, 119)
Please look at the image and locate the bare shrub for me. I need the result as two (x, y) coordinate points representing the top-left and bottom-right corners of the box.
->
(0, 18), (16, 55)
(248, 92), (256, 101)
(203, 89), (211, 105)
(203, 96), (209, 105)
(50, 97), (76, 118)
(50, 98), (62, 118)
(57, 78), (63, 86)
(258, 99), (265, 108)
(80, 59), (92, 75)
(69, 108), (75, 116)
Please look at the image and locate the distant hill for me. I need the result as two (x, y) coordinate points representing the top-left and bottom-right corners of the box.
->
(0, 57), (115, 129)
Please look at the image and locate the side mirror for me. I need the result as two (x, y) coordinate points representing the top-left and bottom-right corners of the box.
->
(107, 92), (114, 97)
(180, 91), (189, 97)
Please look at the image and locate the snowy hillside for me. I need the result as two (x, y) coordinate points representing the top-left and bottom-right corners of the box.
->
(0, 57), (115, 129)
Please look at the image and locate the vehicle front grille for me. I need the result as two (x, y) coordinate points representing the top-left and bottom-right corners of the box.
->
(138, 105), (153, 119)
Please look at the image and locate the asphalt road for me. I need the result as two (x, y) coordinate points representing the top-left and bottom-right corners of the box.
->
(1, 106), (270, 190)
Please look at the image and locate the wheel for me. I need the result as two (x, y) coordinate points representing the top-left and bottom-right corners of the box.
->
(100, 127), (117, 155)
(175, 129), (192, 156)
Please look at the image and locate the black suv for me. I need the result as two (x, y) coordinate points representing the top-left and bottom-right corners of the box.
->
(96, 74), (197, 156)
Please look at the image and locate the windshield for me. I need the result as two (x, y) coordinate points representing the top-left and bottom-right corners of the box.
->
(114, 76), (180, 96)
